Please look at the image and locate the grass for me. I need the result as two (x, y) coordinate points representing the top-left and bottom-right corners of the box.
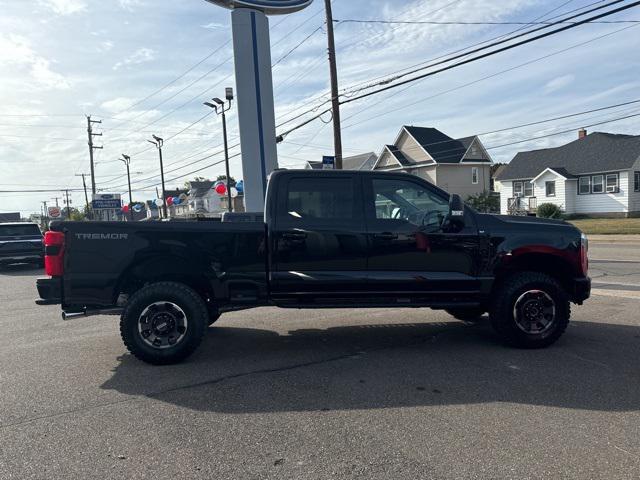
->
(568, 218), (640, 235)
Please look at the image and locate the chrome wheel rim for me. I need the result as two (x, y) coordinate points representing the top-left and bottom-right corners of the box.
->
(513, 290), (556, 335)
(138, 301), (188, 349)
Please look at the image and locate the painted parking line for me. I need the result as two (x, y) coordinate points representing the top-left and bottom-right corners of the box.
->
(591, 289), (640, 300)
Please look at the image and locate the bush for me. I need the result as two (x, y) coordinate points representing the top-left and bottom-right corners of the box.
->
(537, 203), (563, 219)
(466, 191), (500, 213)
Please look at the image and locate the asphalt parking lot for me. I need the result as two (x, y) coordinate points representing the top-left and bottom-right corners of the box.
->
(1, 240), (639, 479)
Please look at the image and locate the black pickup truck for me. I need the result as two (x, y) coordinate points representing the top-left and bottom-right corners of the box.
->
(37, 170), (590, 364)
(0, 222), (44, 268)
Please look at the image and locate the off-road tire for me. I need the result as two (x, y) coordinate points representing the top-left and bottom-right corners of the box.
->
(445, 307), (486, 322)
(490, 271), (570, 349)
(120, 282), (207, 365)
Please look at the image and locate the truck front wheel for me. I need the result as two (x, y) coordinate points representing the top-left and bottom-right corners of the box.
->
(490, 272), (570, 349)
(120, 282), (207, 365)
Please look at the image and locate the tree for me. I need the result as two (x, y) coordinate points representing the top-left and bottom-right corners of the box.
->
(466, 191), (499, 213)
(183, 177), (207, 189)
(216, 175), (236, 187)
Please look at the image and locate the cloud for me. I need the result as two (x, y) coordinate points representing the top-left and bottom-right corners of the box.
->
(113, 47), (156, 70)
(101, 97), (136, 112)
(544, 74), (575, 93)
(99, 40), (114, 52)
(118, 0), (144, 11)
(201, 22), (226, 30)
(38, 0), (87, 15)
(0, 34), (70, 90)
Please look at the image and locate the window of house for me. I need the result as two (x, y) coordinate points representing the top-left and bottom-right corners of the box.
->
(605, 173), (619, 193)
(472, 167), (479, 184)
(635, 171), (640, 192)
(545, 181), (556, 197)
(592, 175), (604, 194)
(524, 182), (534, 197)
(579, 176), (591, 194)
(513, 181), (523, 196)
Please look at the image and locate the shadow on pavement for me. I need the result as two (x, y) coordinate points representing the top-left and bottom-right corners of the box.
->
(101, 319), (640, 414)
(0, 263), (44, 276)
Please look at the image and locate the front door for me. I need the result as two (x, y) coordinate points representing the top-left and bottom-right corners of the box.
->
(270, 173), (368, 303)
(364, 175), (481, 300)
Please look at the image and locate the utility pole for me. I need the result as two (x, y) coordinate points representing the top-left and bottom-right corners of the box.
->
(75, 173), (91, 219)
(63, 190), (72, 219)
(324, 0), (343, 170)
(119, 155), (134, 221)
(41, 201), (48, 229)
(51, 196), (60, 207)
(204, 87), (235, 213)
(148, 136), (168, 219)
(86, 116), (103, 195)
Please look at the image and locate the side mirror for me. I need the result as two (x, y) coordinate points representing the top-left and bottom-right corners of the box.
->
(445, 194), (465, 231)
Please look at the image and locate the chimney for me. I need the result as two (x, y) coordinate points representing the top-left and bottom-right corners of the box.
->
(579, 128), (587, 139)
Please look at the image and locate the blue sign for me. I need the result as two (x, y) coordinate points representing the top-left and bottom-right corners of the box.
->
(322, 155), (335, 170)
(205, 0), (313, 15)
(92, 199), (122, 209)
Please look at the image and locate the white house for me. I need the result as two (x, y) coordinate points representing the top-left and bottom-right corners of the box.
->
(496, 130), (640, 217)
(373, 126), (492, 198)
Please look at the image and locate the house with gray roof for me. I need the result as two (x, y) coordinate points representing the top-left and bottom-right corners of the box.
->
(373, 126), (492, 198)
(305, 152), (377, 171)
(495, 130), (640, 217)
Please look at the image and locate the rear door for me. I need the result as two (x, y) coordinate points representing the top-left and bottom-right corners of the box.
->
(363, 175), (481, 300)
(270, 173), (368, 302)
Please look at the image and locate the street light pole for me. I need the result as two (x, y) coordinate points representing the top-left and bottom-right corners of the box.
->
(148, 136), (168, 219)
(120, 154), (133, 221)
(204, 87), (234, 213)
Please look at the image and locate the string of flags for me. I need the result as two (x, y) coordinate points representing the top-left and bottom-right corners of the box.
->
(121, 179), (245, 213)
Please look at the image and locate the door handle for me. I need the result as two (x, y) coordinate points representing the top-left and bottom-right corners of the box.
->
(282, 232), (307, 240)
(373, 232), (398, 240)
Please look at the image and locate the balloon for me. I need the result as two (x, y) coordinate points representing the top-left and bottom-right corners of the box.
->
(215, 183), (227, 195)
(179, 193), (188, 202)
(230, 187), (239, 198)
(133, 203), (143, 213)
(155, 198), (164, 207)
(235, 180), (244, 194)
(172, 196), (181, 205)
(122, 205), (130, 213)
(166, 197), (174, 206)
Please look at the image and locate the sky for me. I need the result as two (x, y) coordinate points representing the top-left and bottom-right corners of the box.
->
(1, 0), (639, 216)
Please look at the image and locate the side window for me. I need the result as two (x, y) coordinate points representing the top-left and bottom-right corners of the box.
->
(592, 175), (604, 194)
(284, 177), (356, 223)
(579, 176), (591, 194)
(471, 167), (479, 184)
(371, 178), (449, 228)
(606, 174), (619, 193)
(545, 181), (556, 197)
(513, 182), (523, 196)
(635, 172), (640, 192)
(524, 181), (534, 197)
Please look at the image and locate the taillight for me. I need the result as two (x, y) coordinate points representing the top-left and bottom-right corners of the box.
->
(44, 231), (65, 277)
(580, 233), (589, 276)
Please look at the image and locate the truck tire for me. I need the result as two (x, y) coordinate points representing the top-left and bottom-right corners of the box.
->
(120, 282), (208, 365)
(490, 272), (570, 349)
(445, 307), (486, 322)
(208, 310), (221, 326)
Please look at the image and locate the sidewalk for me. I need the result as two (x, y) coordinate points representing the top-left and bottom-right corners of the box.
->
(588, 234), (640, 244)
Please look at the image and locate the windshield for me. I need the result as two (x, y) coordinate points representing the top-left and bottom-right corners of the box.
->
(0, 224), (42, 237)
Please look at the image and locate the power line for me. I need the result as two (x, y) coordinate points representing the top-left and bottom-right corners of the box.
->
(334, 19), (639, 25)
(340, 0), (638, 104)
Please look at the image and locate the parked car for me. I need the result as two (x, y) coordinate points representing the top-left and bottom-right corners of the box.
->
(36, 170), (590, 364)
(0, 222), (44, 268)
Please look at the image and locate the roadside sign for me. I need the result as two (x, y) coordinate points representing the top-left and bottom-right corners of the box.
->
(48, 206), (61, 218)
(322, 156), (335, 170)
(92, 193), (122, 210)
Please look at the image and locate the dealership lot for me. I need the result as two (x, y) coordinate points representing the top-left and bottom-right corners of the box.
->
(0, 240), (639, 479)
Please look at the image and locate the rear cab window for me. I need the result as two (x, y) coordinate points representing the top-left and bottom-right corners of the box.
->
(0, 224), (42, 237)
(276, 175), (364, 228)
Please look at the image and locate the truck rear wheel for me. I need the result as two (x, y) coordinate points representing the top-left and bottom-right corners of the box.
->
(490, 272), (570, 349)
(120, 282), (207, 365)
